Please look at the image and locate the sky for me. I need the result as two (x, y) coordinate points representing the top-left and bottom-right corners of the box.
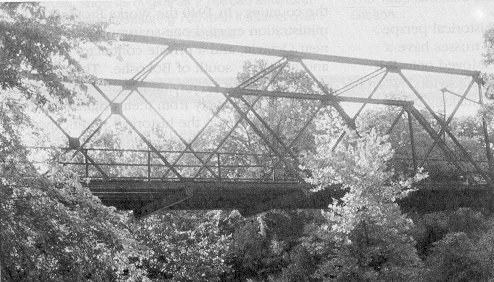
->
(49, 0), (493, 69)
(38, 0), (494, 145)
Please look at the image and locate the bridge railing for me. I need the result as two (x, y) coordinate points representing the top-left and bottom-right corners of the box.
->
(27, 146), (300, 182)
(23, 146), (490, 184)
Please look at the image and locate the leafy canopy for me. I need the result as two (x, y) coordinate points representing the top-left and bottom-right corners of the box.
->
(0, 3), (151, 281)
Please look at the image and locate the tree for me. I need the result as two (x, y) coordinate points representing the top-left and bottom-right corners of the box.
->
(408, 208), (494, 281)
(131, 211), (232, 281)
(0, 3), (109, 108)
(201, 60), (333, 280)
(303, 120), (426, 280)
(70, 105), (235, 280)
(0, 3), (150, 280)
(357, 107), (485, 182)
(203, 60), (326, 180)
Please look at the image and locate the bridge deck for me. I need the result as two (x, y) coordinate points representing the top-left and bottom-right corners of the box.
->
(87, 180), (492, 217)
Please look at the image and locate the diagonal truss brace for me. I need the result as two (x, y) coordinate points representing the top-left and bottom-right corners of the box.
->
(399, 72), (489, 181)
(162, 56), (289, 179)
(419, 79), (475, 167)
(134, 88), (220, 178)
(321, 70), (389, 153)
(94, 86), (184, 180)
(184, 53), (303, 180)
(38, 106), (110, 179)
(298, 59), (356, 130)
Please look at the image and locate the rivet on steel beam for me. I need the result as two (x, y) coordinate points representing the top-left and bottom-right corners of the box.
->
(68, 137), (80, 150)
(111, 103), (123, 115)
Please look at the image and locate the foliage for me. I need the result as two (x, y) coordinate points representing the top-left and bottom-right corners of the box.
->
(358, 107), (486, 182)
(275, 245), (318, 282)
(0, 2), (109, 109)
(412, 208), (488, 257)
(483, 28), (494, 68)
(2, 7), (493, 279)
(424, 232), (486, 282)
(225, 210), (319, 281)
(209, 61), (335, 280)
(410, 208), (494, 281)
(203, 60), (326, 180)
(131, 211), (232, 281)
(1, 163), (150, 281)
(303, 120), (426, 281)
(482, 26), (494, 138)
(71, 120), (234, 280)
(0, 3), (151, 281)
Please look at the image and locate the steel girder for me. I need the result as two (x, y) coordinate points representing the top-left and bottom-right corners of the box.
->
(113, 33), (480, 78)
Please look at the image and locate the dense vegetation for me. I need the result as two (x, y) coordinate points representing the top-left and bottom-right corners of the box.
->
(3, 3), (494, 281)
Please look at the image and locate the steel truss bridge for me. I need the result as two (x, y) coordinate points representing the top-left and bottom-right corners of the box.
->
(34, 33), (494, 217)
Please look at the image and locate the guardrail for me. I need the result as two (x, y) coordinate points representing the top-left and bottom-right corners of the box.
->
(20, 147), (490, 184)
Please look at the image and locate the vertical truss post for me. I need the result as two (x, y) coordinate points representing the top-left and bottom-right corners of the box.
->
(147, 151), (151, 181)
(419, 79), (474, 167)
(478, 81), (494, 212)
(479, 82), (494, 179)
(399, 72), (489, 181)
(441, 88), (447, 142)
(84, 149), (89, 178)
(217, 153), (221, 182)
(407, 109), (417, 174)
(407, 105), (464, 173)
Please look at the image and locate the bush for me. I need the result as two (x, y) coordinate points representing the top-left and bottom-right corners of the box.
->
(424, 232), (486, 282)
